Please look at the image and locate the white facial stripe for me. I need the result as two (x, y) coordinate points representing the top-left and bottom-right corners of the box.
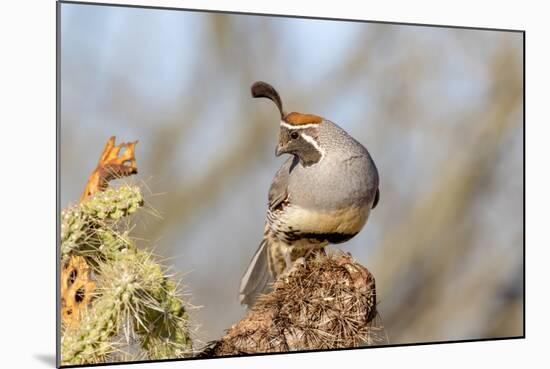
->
(280, 121), (320, 130)
(300, 133), (325, 160)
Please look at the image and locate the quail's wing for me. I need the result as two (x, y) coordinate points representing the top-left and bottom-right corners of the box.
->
(268, 156), (296, 211)
(372, 187), (380, 209)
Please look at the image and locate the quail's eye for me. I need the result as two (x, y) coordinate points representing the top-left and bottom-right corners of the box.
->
(290, 131), (299, 140)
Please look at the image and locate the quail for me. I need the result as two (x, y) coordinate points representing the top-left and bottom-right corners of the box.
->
(239, 81), (380, 307)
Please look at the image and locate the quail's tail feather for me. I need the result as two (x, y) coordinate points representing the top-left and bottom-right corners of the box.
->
(239, 239), (274, 307)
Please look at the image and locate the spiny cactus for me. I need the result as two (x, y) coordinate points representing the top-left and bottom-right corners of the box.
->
(60, 185), (192, 365)
(61, 186), (143, 261)
(81, 185), (143, 220)
(202, 251), (387, 356)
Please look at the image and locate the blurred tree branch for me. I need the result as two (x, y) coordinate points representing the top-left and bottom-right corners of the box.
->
(371, 40), (522, 342)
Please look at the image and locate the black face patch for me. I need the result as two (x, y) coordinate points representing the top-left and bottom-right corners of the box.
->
(284, 231), (358, 244)
(278, 126), (323, 166)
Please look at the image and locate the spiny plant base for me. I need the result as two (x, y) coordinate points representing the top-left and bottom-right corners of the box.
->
(60, 185), (193, 365)
(202, 251), (386, 356)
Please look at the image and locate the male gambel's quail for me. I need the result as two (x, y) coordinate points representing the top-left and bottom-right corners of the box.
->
(239, 81), (380, 307)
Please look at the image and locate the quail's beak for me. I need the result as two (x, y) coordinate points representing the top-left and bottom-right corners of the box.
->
(275, 144), (283, 157)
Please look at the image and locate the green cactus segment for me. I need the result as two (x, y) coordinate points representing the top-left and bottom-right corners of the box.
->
(135, 276), (192, 359)
(61, 271), (125, 365)
(60, 185), (192, 364)
(60, 185), (143, 261)
(61, 206), (96, 259)
(81, 186), (143, 220)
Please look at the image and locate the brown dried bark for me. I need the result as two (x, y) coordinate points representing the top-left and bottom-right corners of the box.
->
(80, 136), (138, 203)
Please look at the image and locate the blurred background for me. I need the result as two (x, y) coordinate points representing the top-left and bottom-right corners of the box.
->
(60, 3), (523, 346)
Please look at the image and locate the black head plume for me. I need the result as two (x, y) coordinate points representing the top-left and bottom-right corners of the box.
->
(251, 81), (284, 119)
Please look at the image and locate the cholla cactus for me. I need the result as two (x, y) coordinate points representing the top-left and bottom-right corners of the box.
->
(60, 185), (192, 365)
(61, 186), (143, 261)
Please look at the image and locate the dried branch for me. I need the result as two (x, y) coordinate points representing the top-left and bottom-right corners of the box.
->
(80, 136), (138, 203)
